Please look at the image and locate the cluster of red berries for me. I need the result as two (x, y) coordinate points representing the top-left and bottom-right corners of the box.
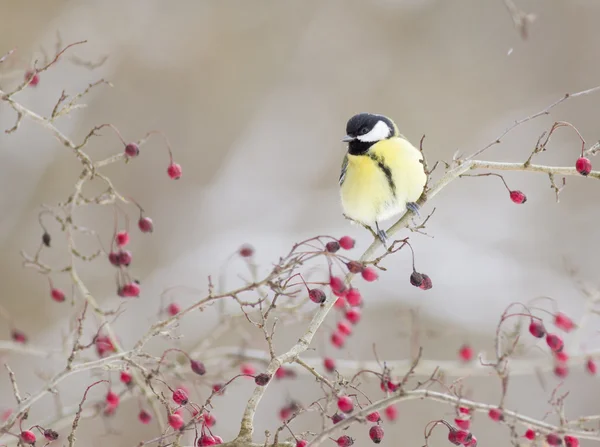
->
(545, 433), (580, 447)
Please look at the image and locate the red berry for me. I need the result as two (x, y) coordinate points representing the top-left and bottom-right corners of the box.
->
(448, 430), (460, 446)
(115, 231), (130, 247)
(346, 261), (364, 273)
(191, 360), (206, 375)
(167, 303), (181, 316)
(24, 71), (39, 87)
(346, 288), (362, 306)
(361, 266), (378, 282)
(337, 395), (354, 413)
(125, 142), (140, 157)
(168, 413), (184, 430)
(138, 216), (153, 233)
(555, 351), (569, 363)
(198, 435), (216, 446)
(586, 357), (597, 375)
(168, 162), (182, 179)
(419, 273), (433, 290)
(214, 436), (223, 445)
(239, 245), (254, 257)
(331, 331), (345, 348)
(488, 408), (503, 421)
(43, 429), (58, 441)
(275, 367), (286, 379)
(369, 425), (384, 444)
(280, 407), (292, 421)
(554, 312), (575, 332)
(336, 435), (354, 447)
(337, 320), (352, 336)
(296, 441), (308, 447)
(212, 383), (224, 395)
(254, 373), (271, 386)
(109, 252), (120, 266)
(546, 333), (564, 353)
(509, 190), (527, 204)
(139, 409), (152, 424)
(554, 363), (569, 378)
(339, 236), (355, 250)
(564, 435), (579, 447)
(172, 388), (189, 405)
(459, 407), (471, 415)
(20, 430), (36, 444)
(330, 276), (345, 293)
(465, 435), (477, 447)
(454, 430), (472, 444)
(309, 289), (326, 304)
(121, 282), (140, 297)
(240, 363), (256, 375)
(11, 329), (27, 344)
(117, 250), (133, 266)
(575, 157), (592, 176)
(120, 370), (132, 384)
(95, 335), (115, 357)
(324, 357), (336, 373)
(455, 418), (470, 430)
(331, 413), (346, 424)
(366, 411), (381, 422)
(524, 429), (536, 440)
(326, 241), (340, 253)
(384, 404), (398, 421)
(380, 380), (397, 392)
(345, 308), (361, 324)
(51, 287), (65, 302)
(458, 344), (474, 362)
(529, 320), (546, 338)
(199, 412), (216, 426)
(106, 390), (120, 406)
(546, 433), (562, 446)
(334, 296), (347, 309)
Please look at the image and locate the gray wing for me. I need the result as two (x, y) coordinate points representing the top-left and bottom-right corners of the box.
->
(339, 154), (348, 186)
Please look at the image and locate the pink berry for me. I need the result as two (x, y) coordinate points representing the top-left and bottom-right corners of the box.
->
(554, 363), (569, 378)
(575, 157), (592, 176)
(241, 363), (256, 375)
(419, 273), (433, 290)
(323, 357), (336, 373)
(546, 333), (564, 353)
(198, 435), (216, 446)
(296, 441), (308, 447)
(120, 370), (132, 384)
(254, 373), (271, 386)
(95, 335), (115, 357)
(117, 250), (133, 266)
(509, 190), (527, 204)
(564, 435), (579, 447)
(167, 303), (181, 316)
(465, 436), (477, 447)
(488, 408), (503, 421)
(280, 407), (292, 421)
(115, 231), (130, 247)
(337, 320), (352, 336)
(346, 261), (364, 273)
(339, 236), (355, 250)
(139, 409), (152, 424)
(172, 388), (189, 405)
(337, 395), (354, 413)
(168, 413), (184, 430)
(346, 288), (362, 306)
(168, 162), (182, 179)
(366, 411), (381, 422)
(458, 344), (473, 362)
(326, 241), (340, 253)
(331, 331), (345, 348)
(214, 436), (223, 444)
(138, 216), (153, 233)
(336, 435), (354, 447)
(361, 266), (378, 282)
(125, 142), (140, 157)
(330, 276), (345, 293)
(191, 360), (206, 375)
(106, 390), (120, 406)
(122, 282), (140, 297)
(524, 429), (536, 440)
(459, 407), (471, 415)
(11, 329), (27, 344)
(20, 430), (36, 444)
(334, 296), (347, 309)
(345, 308), (361, 324)
(546, 433), (562, 446)
(384, 405), (398, 421)
(529, 320), (546, 338)
(369, 425), (384, 444)
(309, 289), (326, 304)
(454, 430), (472, 445)
(239, 245), (254, 257)
(200, 412), (216, 427)
(51, 287), (65, 302)
(586, 357), (597, 375)
(331, 413), (346, 424)
(554, 312), (575, 332)
(455, 418), (470, 430)
(43, 429), (58, 441)
(555, 351), (569, 363)
(275, 367), (286, 379)
(24, 71), (39, 87)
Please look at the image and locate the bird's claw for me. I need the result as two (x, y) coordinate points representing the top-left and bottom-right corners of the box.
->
(407, 202), (421, 217)
(377, 229), (388, 248)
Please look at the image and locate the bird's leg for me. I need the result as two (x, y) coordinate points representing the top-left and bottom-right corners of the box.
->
(406, 202), (421, 217)
(343, 214), (379, 239)
(375, 222), (388, 248)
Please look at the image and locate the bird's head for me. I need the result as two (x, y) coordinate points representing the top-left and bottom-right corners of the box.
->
(343, 113), (397, 144)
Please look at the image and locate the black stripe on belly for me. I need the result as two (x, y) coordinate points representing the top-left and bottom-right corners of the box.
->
(369, 153), (396, 197)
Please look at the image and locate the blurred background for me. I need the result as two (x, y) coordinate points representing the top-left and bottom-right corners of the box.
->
(1, 0), (600, 446)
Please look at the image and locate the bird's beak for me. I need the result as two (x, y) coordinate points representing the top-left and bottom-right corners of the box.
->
(342, 135), (355, 143)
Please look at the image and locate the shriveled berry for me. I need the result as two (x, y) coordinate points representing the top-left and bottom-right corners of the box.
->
(191, 360), (206, 375)
(172, 388), (189, 405)
(575, 157), (592, 176)
(167, 303), (180, 316)
(42, 232), (51, 247)
(138, 216), (153, 233)
(510, 190), (527, 204)
(25, 71), (39, 87)
(339, 236), (355, 250)
(529, 320), (546, 338)
(524, 429), (536, 440)
(546, 333), (564, 353)
(43, 429), (59, 441)
(115, 231), (130, 247)
(384, 404), (398, 421)
(366, 411), (381, 422)
(337, 395), (354, 413)
(239, 245), (254, 257)
(369, 425), (384, 444)
(125, 142), (140, 157)
(168, 162), (182, 179)
(564, 435), (579, 447)
(455, 418), (470, 430)
(255, 373), (271, 386)
(120, 370), (132, 384)
(554, 312), (575, 332)
(326, 241), (340, 253)
(331, 331), (345, 348)
(410, 271), (423, 287)
(20, 430), (36, 444)
(346, 288), (362, 306)
(139, 409), (152, 424)
(168, 413), (184, 430)
(309, 289), (326, 304)
(11, 329), (27, 344)
(51, 287), (65, 303)
(586, 357), (597, 375)
(336, 435), (354, 447)
(546, 433), (562, 446)
(337, 320), (352, 336)
(331, 413), (346, 424)
(346, 261), (364, 273)
(361, 266), (378, 282)
(324, 357), (336, 373)
(488, 408), (503, 421)
(554, 363), (569, 378)
(458, 344), (473, 362)
(419, 274), (433, 290)
(106, 390), (120, 406)
(345, 308), (361, 324)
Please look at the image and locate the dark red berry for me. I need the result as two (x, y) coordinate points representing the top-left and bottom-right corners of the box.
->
(448, 430), (460, 446)
(191, 360), (206, 375)
(458, 344), (474, 362)
(554, 312), (575, 332)
(410, 271), (423, 287)
(239, 245), (254, 257)
(336, 435), (354, 447)
(42, 232), (51, 247)
(109, 252), (120, 266)
(366, 411), (381, 422)
(139, 410), (152, 424)
(138, 216), (153, 233)
(419, 274), (433, 290)
(331, 413), (346, 424)
(546, 433), (563, 446)
(11, 329), (27, 344)
(346, 261), (364, 273)
(168, 162), (182, 179)
(255, 373), (271, 386)
(361, 266), (378, 282)
(326, 241), (340, 253)
(167, 303), (180, 316)
(125, 142), (140, 157)
(488, 408), (503, 421)
(369, 425), (384, 444)
(546, 333), (564, 353)
(20, 430), (36, 444)
(337, 395), (354, 413)
(169, 413), (184, 430)
(564, 435), (579, 447)
(324, 357), (336, 373)
(172, 388), (188, 405)
(43, 429), (59, 441)
(339, 236), (355, 250)
(309, 289), (326, 304)
(524, 429), (536, 440)
(120, 370), (132, 384)
(529, 320), (546, 338)
(25, 71), (39, 87)
(509, 190), (527, 204)
(575, 157), (592, 176)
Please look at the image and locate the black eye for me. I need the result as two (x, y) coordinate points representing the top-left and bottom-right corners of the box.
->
(359, 127), (369, 135)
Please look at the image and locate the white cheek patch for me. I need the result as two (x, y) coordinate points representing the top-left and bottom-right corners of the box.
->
(357, 120), (391, 142)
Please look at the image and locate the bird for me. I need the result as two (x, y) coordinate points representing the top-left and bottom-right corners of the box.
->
(339, 112), (427, 245)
